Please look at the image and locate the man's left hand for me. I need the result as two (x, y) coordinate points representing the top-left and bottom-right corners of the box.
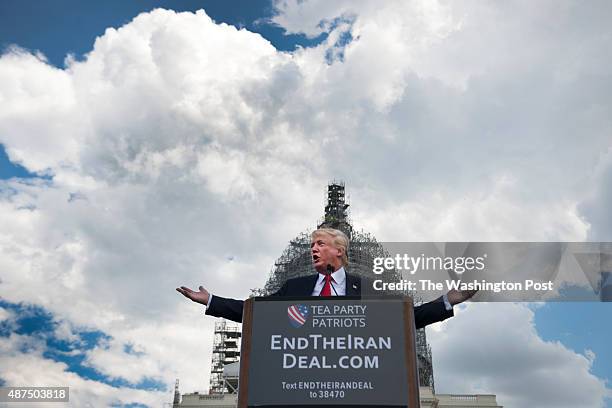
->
(447, 289), (477, 306)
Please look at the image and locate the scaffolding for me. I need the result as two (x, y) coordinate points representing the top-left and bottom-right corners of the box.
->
(172, 379), (180, 407)
(253, 182), (436, 390)
(209, 321), (241, 394)
(319, 180), (352, 237)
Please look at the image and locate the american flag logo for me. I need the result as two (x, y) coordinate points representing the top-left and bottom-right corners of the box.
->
(287, 304), (310, 328)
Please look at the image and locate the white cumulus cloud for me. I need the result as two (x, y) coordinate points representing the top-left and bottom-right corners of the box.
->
(428, 303), (610, 407)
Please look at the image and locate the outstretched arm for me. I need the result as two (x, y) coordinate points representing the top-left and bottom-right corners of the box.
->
(176, 280), (292, 323)
(176, 286), (244, 323)
(413, 288), (477, 329)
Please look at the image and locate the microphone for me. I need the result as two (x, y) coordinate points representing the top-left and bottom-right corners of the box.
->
(326, 264), (339, 296)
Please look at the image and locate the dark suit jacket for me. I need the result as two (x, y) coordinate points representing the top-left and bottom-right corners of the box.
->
(206, 273), (453, 329)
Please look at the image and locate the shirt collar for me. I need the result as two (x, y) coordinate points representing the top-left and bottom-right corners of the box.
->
(333, 266), (346, 285)
(318, 266), (346, 284)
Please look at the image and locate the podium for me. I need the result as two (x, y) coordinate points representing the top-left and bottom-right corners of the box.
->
(237, 296), (420, 407)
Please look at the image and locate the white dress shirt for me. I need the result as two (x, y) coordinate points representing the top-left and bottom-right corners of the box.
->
(311, 266), (346, 296)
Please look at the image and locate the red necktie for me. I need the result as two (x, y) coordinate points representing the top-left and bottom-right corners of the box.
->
(320, 274), (334, 296)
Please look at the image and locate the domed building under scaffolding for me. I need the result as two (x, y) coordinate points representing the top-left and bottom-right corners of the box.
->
(252, 181), (436, 391)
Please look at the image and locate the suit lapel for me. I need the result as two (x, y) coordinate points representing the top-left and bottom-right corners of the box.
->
(300, 274), (320, 296)
(345, 273), (361, 296)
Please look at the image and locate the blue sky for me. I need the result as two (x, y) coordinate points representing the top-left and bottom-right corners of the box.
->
(0, 145), (34, 178)
(535, 303), (611, 389)
(0, 300), (164, 391)
(1, 1), (611, 407)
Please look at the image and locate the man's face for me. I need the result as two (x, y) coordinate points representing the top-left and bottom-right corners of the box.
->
(310, 234), (343, 273)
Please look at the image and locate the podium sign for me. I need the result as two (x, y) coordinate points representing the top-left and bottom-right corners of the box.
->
(238, 297), (419, 407)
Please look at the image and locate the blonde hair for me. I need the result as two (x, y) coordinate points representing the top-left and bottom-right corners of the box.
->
(311, 228), (349, 266)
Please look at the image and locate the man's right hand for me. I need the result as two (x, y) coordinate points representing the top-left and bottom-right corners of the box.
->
(176, 286), (210, 306)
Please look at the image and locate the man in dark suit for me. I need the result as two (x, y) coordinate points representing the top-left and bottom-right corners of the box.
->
(177, 228), (475, 329)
